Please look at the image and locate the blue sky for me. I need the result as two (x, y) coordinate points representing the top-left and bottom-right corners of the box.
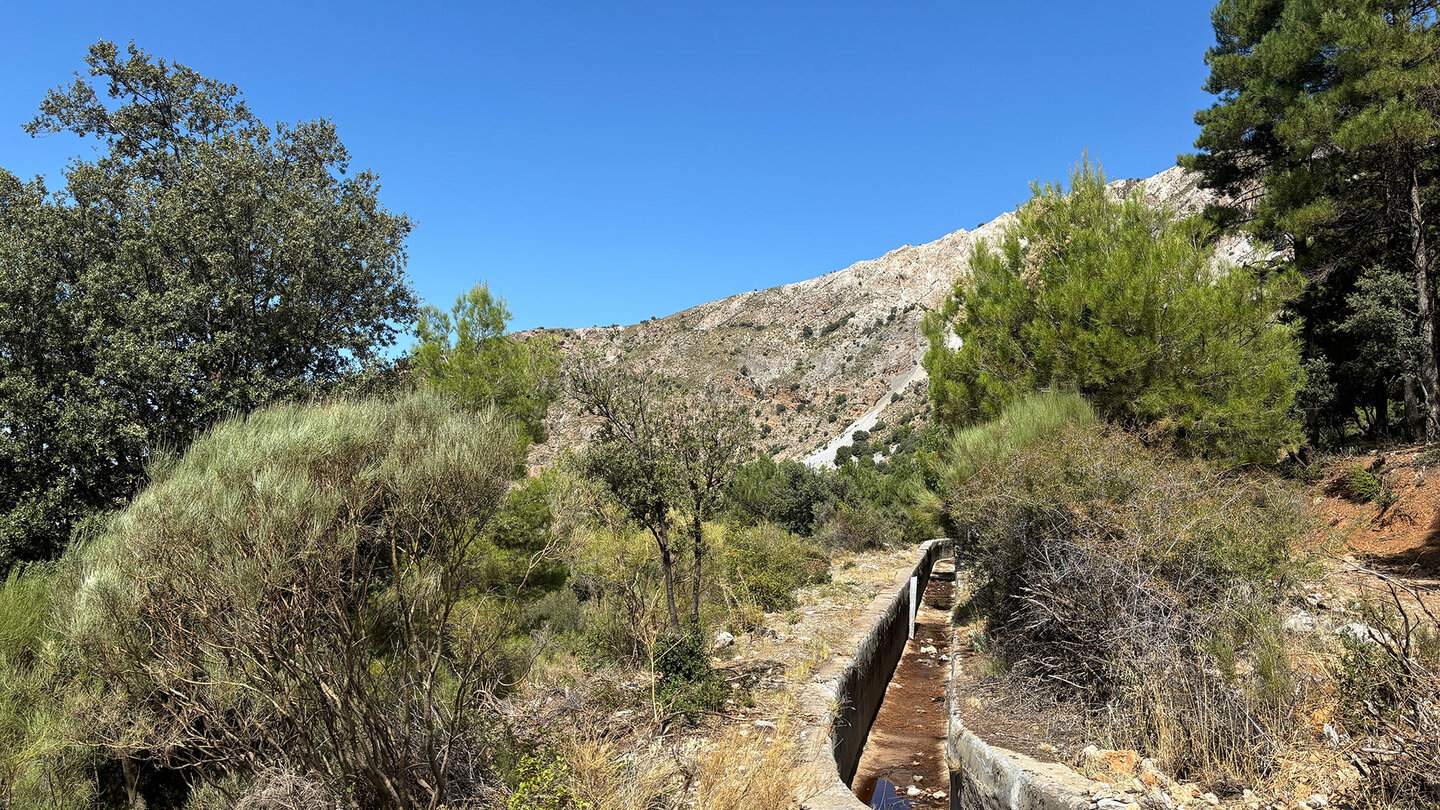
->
(3, 2), (1219, 332)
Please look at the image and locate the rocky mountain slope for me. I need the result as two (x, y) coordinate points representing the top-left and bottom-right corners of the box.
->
(532, 166), (1270, 465)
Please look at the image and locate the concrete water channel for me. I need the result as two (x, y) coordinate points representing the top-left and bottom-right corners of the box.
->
(797, 539), (1093, 810)
(852, 557), (956, 810)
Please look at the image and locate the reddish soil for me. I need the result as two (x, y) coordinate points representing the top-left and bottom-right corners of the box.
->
(1311, 446), (1440, 576)
(851, 562), (955, 810)
(1308, 446), (1440, 615)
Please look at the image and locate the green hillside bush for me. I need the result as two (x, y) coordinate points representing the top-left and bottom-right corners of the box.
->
(63, 392), (523, 809)
(923, 159), (1303, 466)
(936, 393), (1306, 784)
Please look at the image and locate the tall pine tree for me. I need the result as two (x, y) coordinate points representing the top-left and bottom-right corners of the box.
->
(1186, 0), (1440, 441)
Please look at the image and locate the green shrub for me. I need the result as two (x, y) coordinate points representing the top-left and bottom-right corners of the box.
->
(923, 158), (1303, 466)
(0, 566), (96, 810)
(507, 752), (584, 810)
(937, 393), (1306, 784)
(65, 392), (523, 808)
(1340, 464), (1392, 505)
(654, 629), (726, 722)
(716, 523), (828, 612)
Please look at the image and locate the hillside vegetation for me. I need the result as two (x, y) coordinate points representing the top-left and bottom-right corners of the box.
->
(4, 3), (1440, 809)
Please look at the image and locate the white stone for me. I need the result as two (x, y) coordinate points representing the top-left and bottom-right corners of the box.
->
(1335, 622), (1385, 644)
(905, 786), (922, 797)
(754, 719), (777, 730)
(1284, 611), (1318, 633)
(713, 631), (735, 649)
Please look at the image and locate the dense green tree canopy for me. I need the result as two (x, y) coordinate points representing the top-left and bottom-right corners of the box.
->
(923, 160), (1304, 465)
(0, 42), (416, 568)
(412, 282), (561, 445)
(1186, 0), (1440, 442)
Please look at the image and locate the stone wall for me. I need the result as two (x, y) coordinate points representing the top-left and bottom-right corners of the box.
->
(945, 569), (1095, 810)
(797, 538), (952, 810)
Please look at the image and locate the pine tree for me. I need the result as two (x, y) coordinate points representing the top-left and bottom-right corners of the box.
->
(1186, 0), (1440, 440)
(923, 159), (1303, 465)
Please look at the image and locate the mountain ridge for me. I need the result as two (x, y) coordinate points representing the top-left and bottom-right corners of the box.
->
(531, 166), (1269, 466)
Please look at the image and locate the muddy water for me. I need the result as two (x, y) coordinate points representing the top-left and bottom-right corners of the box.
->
(851, 560), (955, 810)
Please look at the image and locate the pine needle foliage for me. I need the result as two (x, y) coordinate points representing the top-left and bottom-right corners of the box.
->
(923, 159), (1304, 465)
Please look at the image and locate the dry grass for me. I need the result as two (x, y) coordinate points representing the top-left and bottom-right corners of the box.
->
(693, 721), (821, 810)
(784, 630), (838, 684)
(559, 733), (686, 810)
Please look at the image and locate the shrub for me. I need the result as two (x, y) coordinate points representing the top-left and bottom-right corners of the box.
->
(0, 566), (96, 810)
(819, 312), (854, 338)
(507, 752), (582, 810)
(1331, 588), (1440, 806)
(813, 501), (897, 551)
(1339, 464), (1392, 505)
(725, 457), (856, 536)
(937, 393), (1306, 784)
(65, 392), (523, 809)
(654, 629), (726, 722)
(716, 523), (828, 612)
(923, 158), (1303, 466)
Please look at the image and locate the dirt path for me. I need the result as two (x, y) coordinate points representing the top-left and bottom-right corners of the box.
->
(850, 560), (955, 810)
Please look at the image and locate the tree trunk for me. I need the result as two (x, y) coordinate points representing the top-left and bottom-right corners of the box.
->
(1373, 381), (1389, 439)
(656, 527), (680, 629)
(690, 513), (704, 626)
(1406, 376), (1422, 441)
(1411, 166), (1440, 441)
(120, 756), (144, 810)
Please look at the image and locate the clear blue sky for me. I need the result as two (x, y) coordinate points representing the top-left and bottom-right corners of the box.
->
(3, 2), (1219, 332)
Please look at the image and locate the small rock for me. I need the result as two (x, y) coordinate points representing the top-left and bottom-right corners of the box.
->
(713, 631), (735, 650)
(753, 719), (776, 730)
(1306, 795), (1329, 809)
(905, 786), (922, 797)
(1202, 792), (1220, 806)
(1323, 722), (1342, 747)
(1283, 611), (1317, 633)
(1082, 746), (1141, 781)
(932, 791), (947, 800)
(1335, 623), (1385, 644)
(912, 774), (924, 782)
(1038, 743), (1058, 754)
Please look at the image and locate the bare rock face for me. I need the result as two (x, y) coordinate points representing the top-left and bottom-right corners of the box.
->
(530, 167), (1272, 467)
